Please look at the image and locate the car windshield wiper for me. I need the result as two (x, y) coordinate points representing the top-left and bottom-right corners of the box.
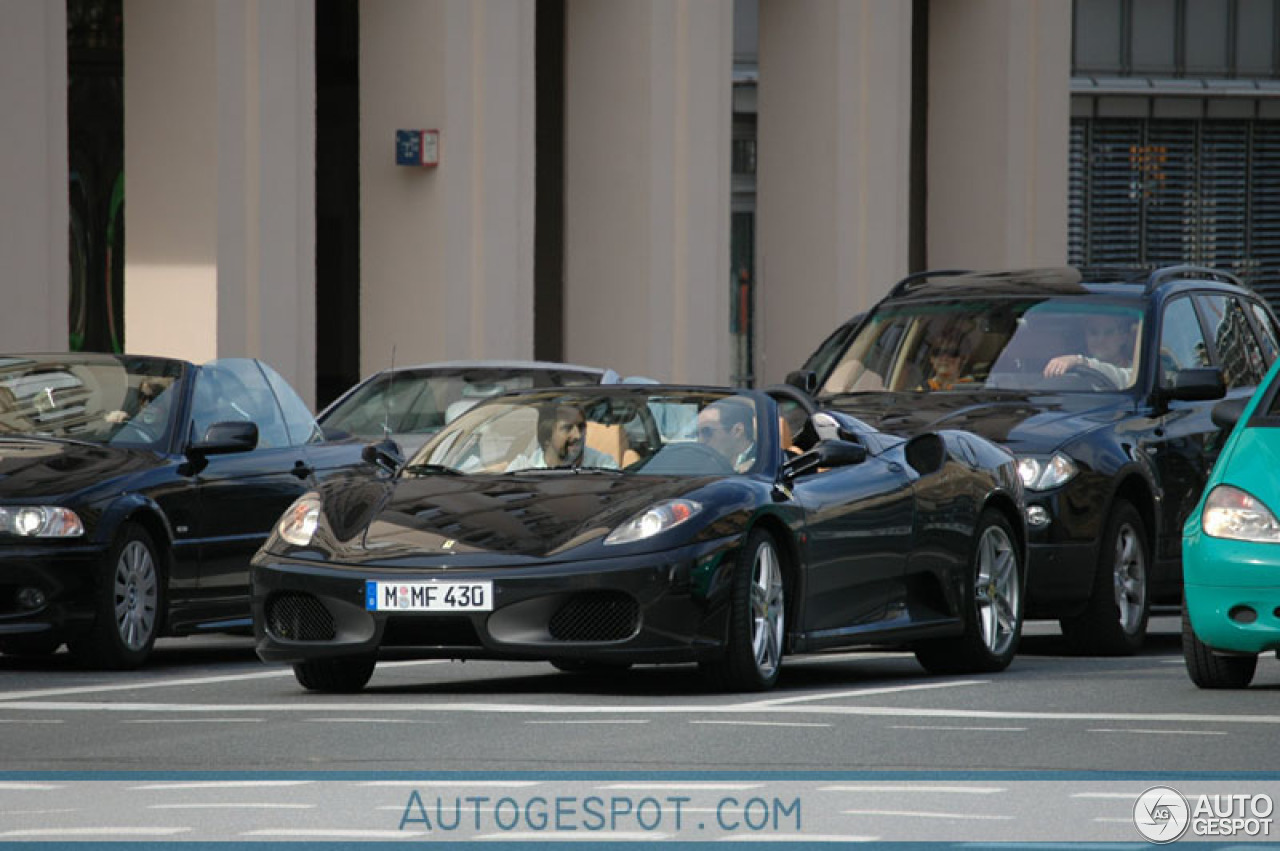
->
(401, 463), (462, 477)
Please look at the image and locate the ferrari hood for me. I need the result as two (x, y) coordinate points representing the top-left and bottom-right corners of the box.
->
(315, 472), (716, 565)
(824, 390), (1129, 454)
(0, 437), (161, 500)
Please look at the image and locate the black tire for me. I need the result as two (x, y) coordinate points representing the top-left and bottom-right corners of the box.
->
(915, 508), (1024, 674)
(1060, 500), (1149, 656)
(0, 634), (64, 657)
(700, 528), (786, 692)
(550, 659), (632, 675)
(293, 656), (377, 693)
(68, 522), (164, 670)
(1182, 607), (1257, 689)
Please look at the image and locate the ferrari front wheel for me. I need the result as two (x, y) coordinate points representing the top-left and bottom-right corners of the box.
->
(915, 508), (1023, 674)
(701, 529), (786, 692)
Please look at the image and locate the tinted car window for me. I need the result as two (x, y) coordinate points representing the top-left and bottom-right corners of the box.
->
(193, 359), (289, 449)
(1198, 294), (1268, 390)
(259, 361), (324, 446)
(1157, 297), (1211, 387)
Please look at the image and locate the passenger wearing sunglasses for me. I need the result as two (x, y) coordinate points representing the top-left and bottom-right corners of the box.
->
(921, 330), (980, 392)
(1043, 314), (1136, 389)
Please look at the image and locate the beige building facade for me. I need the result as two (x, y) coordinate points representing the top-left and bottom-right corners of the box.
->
(2, 0), (1071, 404)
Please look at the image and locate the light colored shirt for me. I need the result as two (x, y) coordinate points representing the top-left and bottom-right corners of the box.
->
(506, 444), (618, 472)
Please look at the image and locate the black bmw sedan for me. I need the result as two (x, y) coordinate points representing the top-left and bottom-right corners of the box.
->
(0, 353), (367, 668)
(253, 385), (1026, 693)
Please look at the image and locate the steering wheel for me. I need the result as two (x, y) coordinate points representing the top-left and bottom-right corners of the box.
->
(1065, 362), (1120, 391)
(643, 442), (735, 475)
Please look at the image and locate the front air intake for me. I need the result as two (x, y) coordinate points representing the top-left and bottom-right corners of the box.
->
(266, 593), (336, 641)
(548, 592), (638, 642)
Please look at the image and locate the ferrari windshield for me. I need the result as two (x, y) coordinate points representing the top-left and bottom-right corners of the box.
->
(0, 354), (183, 447)
(411, 389), (762, 477)
(821, 298), (1145, 395)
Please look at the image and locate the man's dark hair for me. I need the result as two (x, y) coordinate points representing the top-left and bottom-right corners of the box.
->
(707, 397), (755, 440)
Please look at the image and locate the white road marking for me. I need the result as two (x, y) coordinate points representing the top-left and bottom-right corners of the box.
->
(689, 720), (831, 728)
(1073, 792), (1146, 799)
(737, 680), (987, 707)
(129, 781), (314, 790)
(0, 828), (191, 837)
(821, 785), (1004, 794)
(148, 803), (315, 810)
(0, 782), (61, 790)
(0, 719), (62, 724)
(242, 829), (426, 838)
(601, 783), (763, 791)
(842, 809), (1014, 821)
(720, 835), (880, 843)
(889, 725), (1026, 732)
(306, 718), (443, 724)
(121, 718), (263, 724)
(0, 809), (78, 816)
(525, 719), (651, 725)
(474, 831), (669, 841)
(1088, 728), (1227, 736)
(0, 659), (450, 702)
(361, 781), (541, 788)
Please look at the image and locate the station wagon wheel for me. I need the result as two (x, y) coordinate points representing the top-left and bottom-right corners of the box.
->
(1182, 608), (1257, 689)
(68, 522), (164, 670)
(293, 656), (378, 693)
(1060, 500), (1149, 656)
(700, 528), (786, 692)
(915, 508), (1023, 674)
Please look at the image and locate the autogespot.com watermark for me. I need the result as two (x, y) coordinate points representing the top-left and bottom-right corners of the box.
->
(397, 789), (802, 837)
(1135, 785), (1274, 843)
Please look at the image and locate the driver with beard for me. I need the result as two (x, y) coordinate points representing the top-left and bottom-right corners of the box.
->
(507, 401), (618, 470)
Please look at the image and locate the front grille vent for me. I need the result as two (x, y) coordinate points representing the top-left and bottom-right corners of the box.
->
(266, 593), (336, 641)
(548, 592), (638, 642)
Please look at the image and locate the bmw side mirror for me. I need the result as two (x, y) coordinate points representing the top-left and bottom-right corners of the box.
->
(1211, 397), (1248, 431)
(189, 421), (258, 456)
(1164, 367), (1226, 403)
(785, 370), (818, 395)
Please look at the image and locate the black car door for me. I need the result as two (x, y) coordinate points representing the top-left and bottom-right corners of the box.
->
(789, 448), (915, 640)
(185, 360), (313, 622)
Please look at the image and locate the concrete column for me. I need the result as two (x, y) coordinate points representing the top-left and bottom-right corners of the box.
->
(755, 0), (913, 385)
(927, 0), (1070, 268)
(0, 2), (68, 350)
(360, 0), (535, 375)
(564, 0), (733, 384)
(125, 0), (316, 402)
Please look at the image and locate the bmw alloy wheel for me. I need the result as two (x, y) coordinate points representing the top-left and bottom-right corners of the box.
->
(114, 539), (159, 651)
(1112, 522), (1146, 636)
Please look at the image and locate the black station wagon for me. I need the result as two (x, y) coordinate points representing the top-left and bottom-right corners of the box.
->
(792, 266), (1280, 655)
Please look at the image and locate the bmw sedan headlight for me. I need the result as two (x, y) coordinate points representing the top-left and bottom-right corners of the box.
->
(0, 506), (84, 538)
(1016, 453), (1078, 491)
(277, 494), (322, 547)
(605, 499), (702, 546)
(1202, 484), (1280, 543)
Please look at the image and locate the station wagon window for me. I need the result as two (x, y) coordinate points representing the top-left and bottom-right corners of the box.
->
(1197, 294), (1267, 390)
(1247, 301), (1280, 363)
(1157, 297), (1211, 388)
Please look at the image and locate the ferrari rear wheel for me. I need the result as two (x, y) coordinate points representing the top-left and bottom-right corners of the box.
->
(701, 528), (786, 692)
(915, 508), (1023, 674)
(293, 656), (377, 693)
(1182, 608), (1257, 689)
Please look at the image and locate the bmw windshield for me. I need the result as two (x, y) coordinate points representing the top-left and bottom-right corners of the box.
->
(820, 298), (1145, 395)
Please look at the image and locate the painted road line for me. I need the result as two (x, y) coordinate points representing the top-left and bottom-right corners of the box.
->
(360, 781), (542, 788)
(842, 809), (1014, 820)
(475, 831), (670, 841)
(688, 720), (831, 728)
(1087, 728), (1228, 735)
(129, 781), (315, 790)
(0, 782), (61, 790)
(305, 718), (444, 724)
(0, 827), (191, 837)
(820, 786), (1004, 794)
(524, 719), (651, 725)
(148, 803), (316, 810)
(889, 725), (1026, 732)
(241, 829), (427, 838)
(719, 835), (880, 843)
(601, 783), (763, 791)
(736, 680), (987, 708)
(121, 718), (264, 724)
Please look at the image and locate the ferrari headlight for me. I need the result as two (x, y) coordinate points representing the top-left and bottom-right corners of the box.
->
(1016, 453), (1078, 491)
(277, 495), (322, 547)
(1202, 485), (1280, 543)
(604, 499), (702, 546)
(0, 506), (84, 538)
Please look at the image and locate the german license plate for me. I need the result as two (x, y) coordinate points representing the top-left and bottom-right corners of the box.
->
(365, 580), (493, 612)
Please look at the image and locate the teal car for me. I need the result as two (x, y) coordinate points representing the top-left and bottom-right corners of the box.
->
(1182, 358), (1280, 688)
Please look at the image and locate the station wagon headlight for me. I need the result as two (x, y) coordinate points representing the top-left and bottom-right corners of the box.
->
(1202, 485), (1280, 543)
(605, 499), (702, 545)
(1016, 453), (1078, 491)
(0, 506), (83, 538)
(277, 495), (322, 547)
